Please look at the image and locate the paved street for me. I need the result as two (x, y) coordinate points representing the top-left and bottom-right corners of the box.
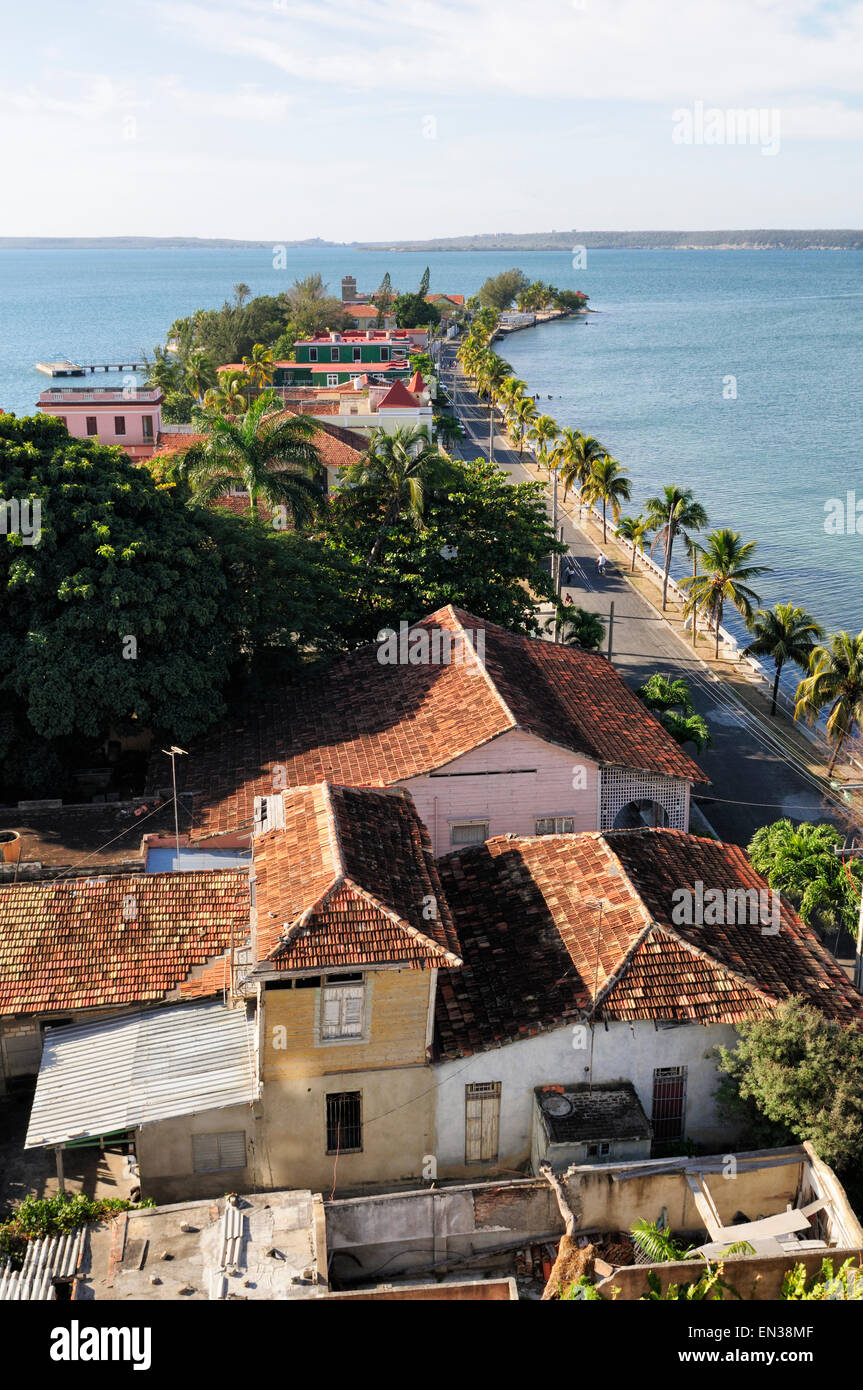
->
(438, 342), (855, 847)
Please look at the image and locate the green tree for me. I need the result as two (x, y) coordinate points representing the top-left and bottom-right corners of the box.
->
(615, 514), (651, 571)
(681, 529), (769, 661)
(549, 604), (605, 651)
(717, 998), (863, 1169)
(559, 433), (605, 503)
(478, 267), (530, 311)
(660, 710), (712, 753)
(184, 349), (217, 404)
(581, 456), (631, 543)
(0, 415), (233, 769)
(179, 394), (324, 525)
(644, 486), (709, 612)
(509, 395), (537, 455)
(339, 426), (457, 565)
(636, 672), (695, 715)
(324, 456), (561, 643)
(795, 630), (863, 776)
(241, 343), (276, 392)
(527, 414), (559, 471)
(203, 372), (249, 415)
(744, 603), (824, 717)
(747, 818), (862, 947)
(372, 271), (394, 326)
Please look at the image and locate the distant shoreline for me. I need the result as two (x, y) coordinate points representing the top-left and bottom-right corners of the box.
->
(1, 230), (862, 252)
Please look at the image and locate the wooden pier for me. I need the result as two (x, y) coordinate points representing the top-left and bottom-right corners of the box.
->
(36, 360), (149, 378)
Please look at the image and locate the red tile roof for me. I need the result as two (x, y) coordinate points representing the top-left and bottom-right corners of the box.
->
(434, 829), (863, 1058)
(182, 606), (702, 841)
(408, 371), (426, 393)
(0, 870), (250, 1016)
(151, 431), (204, 459)
(252, 784), (462, 970)
(378, 381), (421, 410)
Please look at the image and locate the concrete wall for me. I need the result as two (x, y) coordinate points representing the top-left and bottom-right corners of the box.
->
(404, 729), (601, 857)
(598, 1246), (863, 1301)
(255, 1065), (436, 1195)
(433, 1019), (741, 1179)
(136, 1102), (257, 1204)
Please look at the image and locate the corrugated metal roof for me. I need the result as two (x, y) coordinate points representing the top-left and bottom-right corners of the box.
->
(26, 1000), (257, 1148)
(0, 1228), (85, 1300)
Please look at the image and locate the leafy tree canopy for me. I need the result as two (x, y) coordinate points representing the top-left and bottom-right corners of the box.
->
(478, 267), (531, 311)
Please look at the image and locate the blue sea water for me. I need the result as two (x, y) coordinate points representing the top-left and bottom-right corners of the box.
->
(0, 245), (861, 633)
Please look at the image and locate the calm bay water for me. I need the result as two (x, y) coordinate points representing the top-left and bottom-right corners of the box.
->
(0, 245), (861, 634)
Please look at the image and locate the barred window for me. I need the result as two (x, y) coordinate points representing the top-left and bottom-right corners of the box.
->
(450, 821), (488, 847)
(326, 1091), (362, 1154)
(535, 816), (575, 835)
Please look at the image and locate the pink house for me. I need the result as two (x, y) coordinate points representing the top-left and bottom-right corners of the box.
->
(37, 387), (163, 460)
(168, 607), (704, 856)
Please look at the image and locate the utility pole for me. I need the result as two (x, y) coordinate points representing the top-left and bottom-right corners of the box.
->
(834, 839), (863, 989)
(488, 394), (495, 465)
(607, 601), (615, 664)
(162, 745), (188, 868)
(551, 469), (559, 642)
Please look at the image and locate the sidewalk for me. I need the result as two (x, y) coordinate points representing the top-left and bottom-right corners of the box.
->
(440, 346), (863, 847)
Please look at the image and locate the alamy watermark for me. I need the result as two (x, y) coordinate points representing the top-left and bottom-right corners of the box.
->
(0, 498), (41, 545)
(672, 102), (781, 157)
(824, 492), (863, 535)
(376, 622), (486, 670)
(671, 879), (780, 934)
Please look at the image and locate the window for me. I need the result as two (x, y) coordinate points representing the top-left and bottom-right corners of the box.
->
(652, 1066), (687, 1141)
(331, 346), (340, 361)
(309, 347), (318, 362)
(352, 346), (362, 361)
(321, 980), (365, 1040)
(586, 1141), (611, 1159)
(380, 347), (390, 361)
(114, 416), (126, 435)
(326, 373), (339, 387)
(86, 416), (98, 436)
(326, 1091), (362, 1153)
(192, 1130), (246, 1173)
(535, 816), (575, 836)
(141, 415), (154, 441)
(450, 821), (489, 847)
(465, 1082), (501, 1163)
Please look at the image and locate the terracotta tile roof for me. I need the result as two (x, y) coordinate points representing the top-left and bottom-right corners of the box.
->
(182, 606), (702, 841)
(0, 869), (250, 1016)
(151, 431), (204, 459)
(433, 829), (863, 1059)
(377, 381), (421, 410)
(252, 784), (461, 971)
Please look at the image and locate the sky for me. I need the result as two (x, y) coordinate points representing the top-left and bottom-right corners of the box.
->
(2, 0), (863, 238)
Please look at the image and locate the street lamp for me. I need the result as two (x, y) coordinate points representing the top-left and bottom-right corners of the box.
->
(162, 746), (188, 868)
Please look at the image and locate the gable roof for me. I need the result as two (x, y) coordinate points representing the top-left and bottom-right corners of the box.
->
(181, 607), (702, 841)
(408, 371), (426, 393)
(252, 784), (462, 971)
(0, 870), (250, 1017)
(376, 380), (422, 410)
(434, 829), (863, 1059)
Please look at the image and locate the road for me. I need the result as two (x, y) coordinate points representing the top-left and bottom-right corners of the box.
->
(438, 342), (854, 847)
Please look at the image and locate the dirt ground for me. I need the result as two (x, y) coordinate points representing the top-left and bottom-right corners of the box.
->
(0, 1083), (136, 1215)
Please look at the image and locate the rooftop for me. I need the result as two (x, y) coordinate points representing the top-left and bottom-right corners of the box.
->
(0, 797), (195, 875)
(38, 388), (162, 405)
(433, 828), (863, 1058)
(177, 606), (703, 841)
(536, 1082), (652, 1144)
(252, 783), (462, 969)
(0, 868), (249, 1016)
(376, 380), (423, 410)
(25, 998), (257, 1147)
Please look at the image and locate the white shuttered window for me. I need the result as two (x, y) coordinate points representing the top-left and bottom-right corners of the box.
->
(321, 984), (365, 1040)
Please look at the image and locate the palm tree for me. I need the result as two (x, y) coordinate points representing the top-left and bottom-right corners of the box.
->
(794, 630), (863, 775)
(242, 343), (276, 392)
(546, 604), (605, 651)
(498, 375), (527, 422)
(340, 426), (458, 565)
(510, 395), (537, 455)
(581, 456), (631, 542)
(179, 394), (324, 525)
(144, 344), (183, 395)
(615, 514), (651, 571)
(745, 603), (824, 716)
(748, 818), (861, 943)
(558, 432), (606, 502)
(475, 353), (513, 431)
(644, 486), (709, 611)
(527, 414), (559, 471)
(184, 350), (217, 405)
(203, 372), (250, 415)
(680, 529), (769, 661)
